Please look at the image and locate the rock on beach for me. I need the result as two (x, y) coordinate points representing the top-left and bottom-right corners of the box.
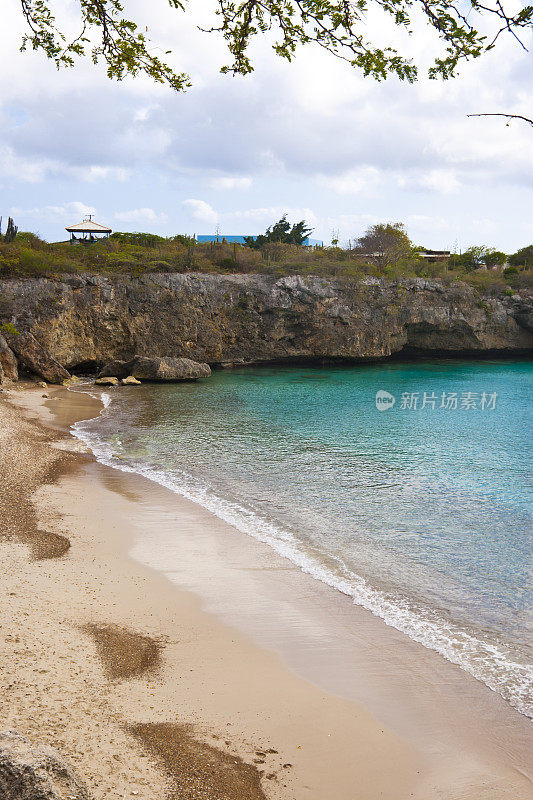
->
(0, 731), (89, 800)
(94, 376), (120, 386)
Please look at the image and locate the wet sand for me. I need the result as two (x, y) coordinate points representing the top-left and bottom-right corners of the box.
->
(1, 384), (532, 799)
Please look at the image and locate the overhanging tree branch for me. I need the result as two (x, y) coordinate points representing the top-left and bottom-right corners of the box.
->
(467, 113), (533, 126)
(18, 0), (533, 90)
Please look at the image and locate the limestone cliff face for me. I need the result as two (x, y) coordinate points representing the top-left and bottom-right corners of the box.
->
(0, 273), (531, 370)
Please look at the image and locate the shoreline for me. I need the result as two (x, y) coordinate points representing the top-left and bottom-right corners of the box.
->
(68, 376), (532, 720)
(2, 383), (532, 799)
(73, 377), (532, 721)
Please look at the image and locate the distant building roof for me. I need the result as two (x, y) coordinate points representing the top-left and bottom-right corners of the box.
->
(66, 219), (112, 233)
(419, 249), (451, 259)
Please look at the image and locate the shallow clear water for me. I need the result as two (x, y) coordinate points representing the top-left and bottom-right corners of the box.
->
(73, 360), (533, 716)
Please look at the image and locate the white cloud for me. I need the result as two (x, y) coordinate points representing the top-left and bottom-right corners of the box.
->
(11, 201), (97, 220)
(0, 144), (130, 184)
(470, 218), (497, 234)
(133, 106), (158, 123)
(80, 166), (130, 183)
(0, 145), (52, 183)
(115, 207), (168, 223)
(419, 169), (460, 194)
(183, 199), (218, 224)
(68, 201), (97, 218)
(226, 206), (317, 225)
(319, 167), (382, 196)
(406, 214), (450, 231)
(326, 213), (380, 228)
(208, 176), (252, 190)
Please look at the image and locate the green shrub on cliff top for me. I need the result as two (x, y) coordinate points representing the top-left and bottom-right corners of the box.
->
(0, 228), (531, 289)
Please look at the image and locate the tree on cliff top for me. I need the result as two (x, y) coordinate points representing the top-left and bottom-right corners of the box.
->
(355, 223), (412, 269)
(18, 0), (533, 91)
(244, 216), (313, 249)
(452, 246), (507, 271)
(509, 245), (533, 268)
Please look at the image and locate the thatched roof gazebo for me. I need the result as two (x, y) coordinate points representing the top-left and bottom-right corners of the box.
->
(66, 215), (112, 244)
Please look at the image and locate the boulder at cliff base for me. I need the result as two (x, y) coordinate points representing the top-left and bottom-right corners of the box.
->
(7, 332), (70, 384)
(131, 356), (211, 381)
(0, 334), (18, 383)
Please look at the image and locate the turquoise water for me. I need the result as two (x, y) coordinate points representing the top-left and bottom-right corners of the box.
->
(73, 360), (533, 716)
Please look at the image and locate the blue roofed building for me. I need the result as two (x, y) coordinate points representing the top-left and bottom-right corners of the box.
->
(196, 234), (323, 246)
(196, 235), (250, 244)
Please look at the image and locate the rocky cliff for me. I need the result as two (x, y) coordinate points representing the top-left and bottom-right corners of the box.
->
(0, 273), (531, 374)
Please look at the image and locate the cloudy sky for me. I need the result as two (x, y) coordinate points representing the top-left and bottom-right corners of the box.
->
(1, 0), (532, 251)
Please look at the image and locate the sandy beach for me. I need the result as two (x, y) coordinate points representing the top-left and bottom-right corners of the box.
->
(1, 383), (532, 800)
